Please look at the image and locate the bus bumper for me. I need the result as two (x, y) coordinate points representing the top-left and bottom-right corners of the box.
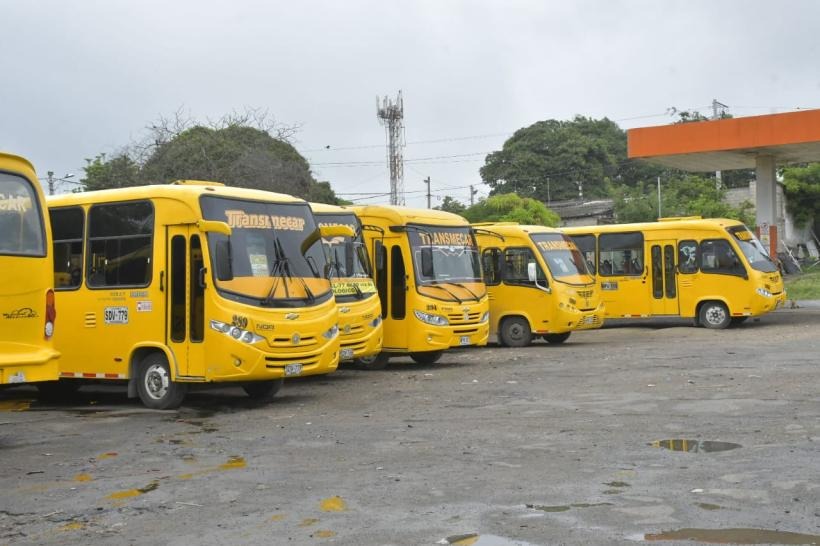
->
(204, 337), (340, 382)
(417, 321), (490, 350)
(0, 343), (60, 384)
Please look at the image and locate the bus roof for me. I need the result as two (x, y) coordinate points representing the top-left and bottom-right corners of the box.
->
(47, 181), (308, 208)
(561, 217), (745, 234)
(0, 152), (37, 182)
(351, 204), (469, 227)
(309, 202), (355, 215)
(472, 222), (563, 237)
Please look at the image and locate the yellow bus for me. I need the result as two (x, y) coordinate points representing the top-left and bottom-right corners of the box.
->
(0, 152), (60, 385)
(351, 205), (489, 368)
(562, 218), (786, 328)
(310, 202), (383, 364)
(47, 181), (343, 409)
(473, 223), (604, 346)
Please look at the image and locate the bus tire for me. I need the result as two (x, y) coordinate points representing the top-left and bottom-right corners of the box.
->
(243, 379), (283, 401)
(543, 332), (571, 344)
(499, 317), (532, 347)
(409, 351), (443, 365)
(354, 352), (390, 370)
(136, 353), (187, 410)
(36, 379), (81, 400)
(699, 301), (731, 330)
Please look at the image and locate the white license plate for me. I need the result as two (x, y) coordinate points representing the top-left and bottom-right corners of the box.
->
(460, 336), (471, 346)
(284, 363), (303, 377)
(583, 316), (595, 324)
(340, 348), (354, 360)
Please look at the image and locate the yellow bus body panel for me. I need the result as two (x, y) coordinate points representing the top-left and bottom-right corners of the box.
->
(0, 152), (60, 385)
(47, 183), (340, 385)
(562, 218), (785, 322)
(473, 223), (604, 340)
(352, 205), (489, 354)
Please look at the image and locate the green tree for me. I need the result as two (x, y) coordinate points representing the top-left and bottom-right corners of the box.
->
(612, 175), (755, 225)
(480, 116), (666, 202)
(82, 153), (141, 191)
(434, 195), (467, 215)
(782, 163), (820, 230)
(79, 112), (340, 203)
(462, 193), (559, 226)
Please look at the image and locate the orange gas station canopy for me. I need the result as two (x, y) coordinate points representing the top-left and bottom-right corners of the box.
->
(627, 108), (820, 171)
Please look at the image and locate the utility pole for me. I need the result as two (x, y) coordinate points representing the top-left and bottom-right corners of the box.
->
(377, 91), (405, 206)
(712, 99), (729, 191)
(424, 176), (431, 209)
(657, 176), (662, 218)
(47, 171), (55, 196)
(469, 185), (478, 206)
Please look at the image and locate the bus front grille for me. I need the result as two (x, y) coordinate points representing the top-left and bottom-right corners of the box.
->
(447, 312), (482, 325)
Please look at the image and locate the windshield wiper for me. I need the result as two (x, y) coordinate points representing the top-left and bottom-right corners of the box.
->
(265, 239), (290, 304)
(422, 280), (462, 303)
(447, 281), (481, 301)
(278, 238), (315, 303)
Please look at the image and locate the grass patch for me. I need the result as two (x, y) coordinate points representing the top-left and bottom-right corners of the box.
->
(784, 269), (820, 300)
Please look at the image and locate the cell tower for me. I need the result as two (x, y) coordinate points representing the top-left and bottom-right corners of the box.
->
(377, 90), (405, 205)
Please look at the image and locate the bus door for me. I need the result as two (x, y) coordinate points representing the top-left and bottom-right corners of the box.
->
(167, 226), (206, 378)
(649, 241), (679, 315)
(374, 239), (408, 351)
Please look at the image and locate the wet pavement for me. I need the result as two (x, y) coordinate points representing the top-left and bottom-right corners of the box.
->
(1, 305), (819, 545)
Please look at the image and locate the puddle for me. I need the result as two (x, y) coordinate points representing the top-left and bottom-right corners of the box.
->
(107, 480), (159, 500)
(650, 439), (742, 453)
(695, 503), (723, 511)
(644, 528), (820, 544)
(97, 452), (118, 460)
(440, 534), (539, 545)
(314, 530), (336, 538)
(58, 521), (86, 531)
(74, 473), (93, 482)
(299, 517), (320, 527)
(219, 456), (246, 470)
(604, 481), (631, 487)
(270, 514), (286, 522)
(527, 502), (612, 513)
(320, 496), (347, 512)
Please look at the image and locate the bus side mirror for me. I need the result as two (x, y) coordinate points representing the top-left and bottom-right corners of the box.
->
(421, 247), (434, 278)
(214, 240), (233, 281)
(319, 225), (355, 238)
(527, 262), (537, 282)
(197, 220), (232, 236)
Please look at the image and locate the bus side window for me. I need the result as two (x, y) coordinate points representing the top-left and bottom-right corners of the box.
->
(700, 239), (746, 277)
(503, 247), (545, 287)
(374, 240), (388, 319)
(481, 248), (501, 285)
(678, 240), (698, 274)
(86, 201), (154, 288)
(50, 207), (85, 289)
(598, 232), (643, 276)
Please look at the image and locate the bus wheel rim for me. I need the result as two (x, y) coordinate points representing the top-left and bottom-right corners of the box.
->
(510, 323), (522, 339)
(145, 364), (170, 400)
(707, 306), (726, 325)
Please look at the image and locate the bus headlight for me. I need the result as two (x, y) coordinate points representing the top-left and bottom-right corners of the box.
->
(210, 320), (264, 344)
(480, 311), (490, 323)
(414, 309), (449, 326)
(370, 316), (382, 328)
(322, 324), (339, 339)
(756, 287), (773, 298)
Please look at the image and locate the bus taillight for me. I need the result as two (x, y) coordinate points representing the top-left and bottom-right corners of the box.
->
(45, 289), (56, 339)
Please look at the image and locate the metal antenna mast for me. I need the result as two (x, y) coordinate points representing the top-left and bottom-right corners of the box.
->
(377, 90), (405, 205)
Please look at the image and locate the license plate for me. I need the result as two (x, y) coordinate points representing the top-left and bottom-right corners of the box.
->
(340, 348), (354, 360)
(284, 363), (303, 377)
(583, 316), (595, 324)
(460, 336), (471, 346)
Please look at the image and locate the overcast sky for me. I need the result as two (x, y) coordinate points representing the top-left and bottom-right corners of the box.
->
(2, 0), (819, 207)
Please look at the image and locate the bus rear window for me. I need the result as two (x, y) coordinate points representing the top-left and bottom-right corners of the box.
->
(0, 173), (45, 256)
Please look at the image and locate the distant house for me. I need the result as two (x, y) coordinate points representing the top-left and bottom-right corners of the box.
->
(548, 198), (615, 227)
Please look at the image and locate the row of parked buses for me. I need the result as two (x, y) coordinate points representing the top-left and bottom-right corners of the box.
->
(1, 151), (786, 409)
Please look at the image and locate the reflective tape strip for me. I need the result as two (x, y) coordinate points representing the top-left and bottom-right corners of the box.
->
(622, 314), (649, 318)
(60, 372), (126, 379)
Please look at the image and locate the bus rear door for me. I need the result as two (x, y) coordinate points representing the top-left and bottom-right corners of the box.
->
(649, 240), (679, 316)
(167, 226), (206, 378)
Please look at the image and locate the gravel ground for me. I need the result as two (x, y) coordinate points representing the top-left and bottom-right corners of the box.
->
(1, 305), (819, 546)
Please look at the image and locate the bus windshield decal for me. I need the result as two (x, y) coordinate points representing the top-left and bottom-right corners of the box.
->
(0, 194), (32, 212)
(417, 231), (476, 247)
(225, 210), (306, 231)
(535, 240), (578, 252)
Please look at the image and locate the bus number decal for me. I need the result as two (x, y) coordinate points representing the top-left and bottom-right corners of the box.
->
(104, 306), (129, 324)
(601, 281), (619, 291)
(232, 315), (248, 329)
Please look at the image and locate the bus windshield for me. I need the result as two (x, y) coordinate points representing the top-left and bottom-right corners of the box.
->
(0, 173), (45, 256)
(727, 225), (778, 273)
(530, 232), (593, 284)
(317, 213), (375, 301)
(201, 196), (332, 306)
(408, 225), (482, 292)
